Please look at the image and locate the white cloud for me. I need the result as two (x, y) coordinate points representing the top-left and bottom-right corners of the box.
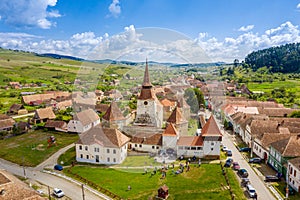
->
(0, 0), (61, 29)
(1, 21), (300, 63)
(108, 0), (121, 18)
(297, 3), (300, 9)
(238, 25), (254, 32)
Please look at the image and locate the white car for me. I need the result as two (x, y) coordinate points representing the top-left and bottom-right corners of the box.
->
(53, 188), (64, 198)
(222, 146), (228, 152)
(246, 184), (256, 198)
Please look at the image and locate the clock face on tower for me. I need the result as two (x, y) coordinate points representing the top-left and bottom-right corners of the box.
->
(144, 101), (148, 105)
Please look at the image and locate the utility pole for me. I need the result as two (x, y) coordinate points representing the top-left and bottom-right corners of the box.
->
(48, 186), (51, 200)
(81, 184), (85, 200)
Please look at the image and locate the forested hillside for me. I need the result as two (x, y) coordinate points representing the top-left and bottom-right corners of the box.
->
(244, 43), (300, 73)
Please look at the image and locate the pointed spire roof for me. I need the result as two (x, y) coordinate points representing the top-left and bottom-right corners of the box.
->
(163, 123), (178, 136)
(167, 107), (186, 124)
(102, 101), (125, 121)
(142, 59), (152, 88)
(201, 115), (222, 137)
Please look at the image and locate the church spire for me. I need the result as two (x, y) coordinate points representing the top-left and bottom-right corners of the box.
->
(142, 58), (152, 87)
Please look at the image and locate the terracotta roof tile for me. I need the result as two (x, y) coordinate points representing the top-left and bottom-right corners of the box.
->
(45, 120), (67, 129)
(177, 136), (203, 146)
(258, 108), (296, 117)
(35, 107), (56, 120)
(163, 123), (178, 136)
(138, 88), (156, 100)
(160, 98), (176, 107)
(74, 109), (99, 126)
(77, 125), (130, 148)
(167, 107), (186, 124)
(270, 135), (300, 157)
(102, 101), (125, 121)
(130, 133), (162, 145)
(201, 115), (222, 137)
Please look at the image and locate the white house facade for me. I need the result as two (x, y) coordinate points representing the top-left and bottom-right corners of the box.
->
(288, 157), (300, 192)
(75, 125), (130, 165)
(68, 109), (100, 133)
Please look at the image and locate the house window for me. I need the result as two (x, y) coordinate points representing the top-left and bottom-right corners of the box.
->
(86, 155), (89, 159)
(184, 147), (190, 150)
(113, 158), (116, 163)
(80, 154), (83, 158)
(290, 167), (293, 174)
(156, 146), (159, 149)
(152, 146), (155, 149)
(191, 147), (196, 150)
(107, 149), (110, 153)
(294, 170), (297, 177)
(107, 157), (110, 162)
(211, 148), (214, 151)
(139, 144), (142, 148)
(135, 144), (137, 147)
(211, 142), (214, 146)
(85, 146), (88, 151)
(179, 146), (183, 150)
(113, 149), (116, 154)
(79, 145), (82, 150)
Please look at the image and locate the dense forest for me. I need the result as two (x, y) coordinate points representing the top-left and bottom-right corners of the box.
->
(244, 43), (300, 73)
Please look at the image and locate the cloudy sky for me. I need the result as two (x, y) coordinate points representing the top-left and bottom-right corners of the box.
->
(0, 0), (300, 63)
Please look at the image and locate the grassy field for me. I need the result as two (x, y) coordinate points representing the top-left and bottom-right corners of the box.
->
(0, 130), (78, 166)
(66, 163), (246, 200)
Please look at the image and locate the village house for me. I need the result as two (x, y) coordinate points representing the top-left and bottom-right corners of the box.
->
(45, 120), (68, 132)
(67, 109), (100, 133)
(8, 104), (28, 115)
(0, 169), (46, 200)
(22, 91), (70, 106)
(0, 114), (15, 132)
(75, 125), (130, 164)
(287, 157), (300, 192)
(253, 127), (291, 160)
(32, 107), (56, 124)
(268, 135), (300, 178)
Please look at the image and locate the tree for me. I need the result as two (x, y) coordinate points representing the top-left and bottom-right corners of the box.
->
(193, 88), (205, 108)
(233, 59), (239, 67)
(184, 88), (199, 113)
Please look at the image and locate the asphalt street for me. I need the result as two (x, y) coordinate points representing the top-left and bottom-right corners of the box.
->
(220, 127), (277, 200)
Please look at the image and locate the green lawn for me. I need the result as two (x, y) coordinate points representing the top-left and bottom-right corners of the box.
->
(188, 118), (198, 136)
(274, 182), (300, 200)
(0, 130), (78, 166)
(66, 163), (246, 200)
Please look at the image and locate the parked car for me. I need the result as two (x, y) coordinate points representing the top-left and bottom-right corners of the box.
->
(232, 162), (240, 170)
(226, 150), (232, 156)
(248, 157), (262, 164)
(239, 147), (251, 152)
(54, 164), (63, 171)
(265, 175), (281, 182)
(222, 146), (228, 152)
(246, 184), (256, 198)
(224, 158), (233, 167)
(238, 169), (249, 178)
(53, 188), (64, 198)
(241, 178), (250, 187)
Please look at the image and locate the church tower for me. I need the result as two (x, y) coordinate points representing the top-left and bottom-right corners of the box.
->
(135, 60), (163, 128)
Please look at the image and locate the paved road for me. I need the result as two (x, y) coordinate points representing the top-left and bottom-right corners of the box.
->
(221, 128), (276, 200)
(0, 148), (111, 200)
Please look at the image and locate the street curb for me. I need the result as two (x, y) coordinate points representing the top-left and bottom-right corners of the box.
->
(43, 170), (112, 200)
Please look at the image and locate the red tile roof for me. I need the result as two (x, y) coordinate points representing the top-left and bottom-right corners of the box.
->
(177, 136), (203, 146)
(130, 133), (162, 145)
(270, 135), (300, 157)
(102, 101), (125, 121)
(201, 115), (222, 137)
(163, 123), (178, 136)
(167, 107), (186, 124)
(74, 109), (99, 126)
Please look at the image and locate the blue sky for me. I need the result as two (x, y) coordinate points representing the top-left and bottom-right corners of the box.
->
(0, 0), (300, 62)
